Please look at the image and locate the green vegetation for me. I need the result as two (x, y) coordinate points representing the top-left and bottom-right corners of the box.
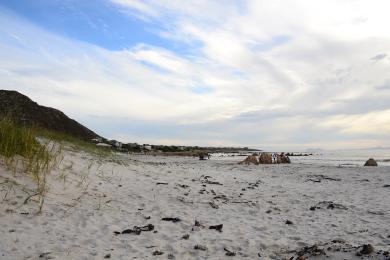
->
(0, 118), (57, 173)
(152, 145), (187, 153)
(0, 118), (63, 211)
(0, 116), (111, 213)
(39, 129), (111, 158)
(0, 117), (111, 173)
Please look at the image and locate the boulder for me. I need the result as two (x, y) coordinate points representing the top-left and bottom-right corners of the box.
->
(274, 153), (291, 164)
(239, 155), (259, 165)
(280, 153), (291, 164)
(259, 153), (272, 164)
(281, 156), (291, 164)
(360, 244), (374, 255)
(198, 152), (210, 160)
(364, 158), (377, 166)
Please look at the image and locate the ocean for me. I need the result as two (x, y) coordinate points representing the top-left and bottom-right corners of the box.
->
(212, 149), (390, 167)
(291, 149), (390, 167)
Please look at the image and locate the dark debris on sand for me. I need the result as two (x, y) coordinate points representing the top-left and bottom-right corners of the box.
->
(288, 241), (390, 260)
(161, 217), (181, 223)
(194, 244), (207, 251)
(152, 250), (164, 256)
(209, 224), (223, 232)
(224, 248), (236, 256)
(306, 174), (341, 183)
(309, 201), (348, 211)
(114, 224), (154, 235)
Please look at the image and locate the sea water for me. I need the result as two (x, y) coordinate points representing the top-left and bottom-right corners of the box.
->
(291, 149), (390, 167)
(213, 149), (390, 167)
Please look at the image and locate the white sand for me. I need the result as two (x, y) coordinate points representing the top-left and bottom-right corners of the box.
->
(1, 148), (390, 259)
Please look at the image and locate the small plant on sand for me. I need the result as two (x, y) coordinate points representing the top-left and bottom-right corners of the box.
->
(0, 118), (61, 212)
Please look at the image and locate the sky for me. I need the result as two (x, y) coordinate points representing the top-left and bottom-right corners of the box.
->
(1, 0), (390, 150)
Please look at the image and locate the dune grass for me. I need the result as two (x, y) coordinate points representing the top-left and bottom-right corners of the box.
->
(0, 118), (62, 211)
(0, 117), (111, 212)
(0, 117), (58, 172)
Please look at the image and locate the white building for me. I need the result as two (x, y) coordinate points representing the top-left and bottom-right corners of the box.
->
(143, 144), (152, 151)
(92, 137), (103, 143)
(96, 143), (111, 148)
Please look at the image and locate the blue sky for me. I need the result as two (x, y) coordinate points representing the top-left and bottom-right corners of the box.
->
(1, 0), (390, 150)
(0, 0), (174, 50)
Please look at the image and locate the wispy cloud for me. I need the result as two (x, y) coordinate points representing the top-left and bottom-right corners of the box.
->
(1, 1), (390, 149)
(375, 79), (390, 90)
(371, 53), (388, 61)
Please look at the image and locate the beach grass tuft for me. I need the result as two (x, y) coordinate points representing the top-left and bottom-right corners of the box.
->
(0, 118), (61, 211)
(0, 117), (112, 212)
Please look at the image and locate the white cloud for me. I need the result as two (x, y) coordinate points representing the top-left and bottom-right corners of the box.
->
(319, 110), (390, 135)
(1, 1), (390, 148)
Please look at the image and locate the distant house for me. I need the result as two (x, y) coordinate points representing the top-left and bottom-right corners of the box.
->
(91, 137), (103, 143)
(127, 143), (139, 148)
(109, 140), (122, 149)
(96, 143), (111, 148)
(143, 144), (152, 151)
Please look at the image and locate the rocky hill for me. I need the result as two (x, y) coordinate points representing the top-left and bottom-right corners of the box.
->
(0, 90), (99, 140)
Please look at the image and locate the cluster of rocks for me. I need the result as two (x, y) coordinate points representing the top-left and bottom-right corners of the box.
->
(239, 153), (291, 165)
(239, 155), (380, 167)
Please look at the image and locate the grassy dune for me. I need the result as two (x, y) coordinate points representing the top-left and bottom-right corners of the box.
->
(0, 118), (61, 210)
(0, 118), (110, 212)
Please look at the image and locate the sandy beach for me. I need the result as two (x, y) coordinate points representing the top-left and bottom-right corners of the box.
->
(1, 146), (389, 259)
(2, 0), (390, 259)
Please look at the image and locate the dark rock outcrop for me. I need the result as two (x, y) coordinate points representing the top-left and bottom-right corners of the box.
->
(0, 90), (99, 140)
(364, 158), (378, 166)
